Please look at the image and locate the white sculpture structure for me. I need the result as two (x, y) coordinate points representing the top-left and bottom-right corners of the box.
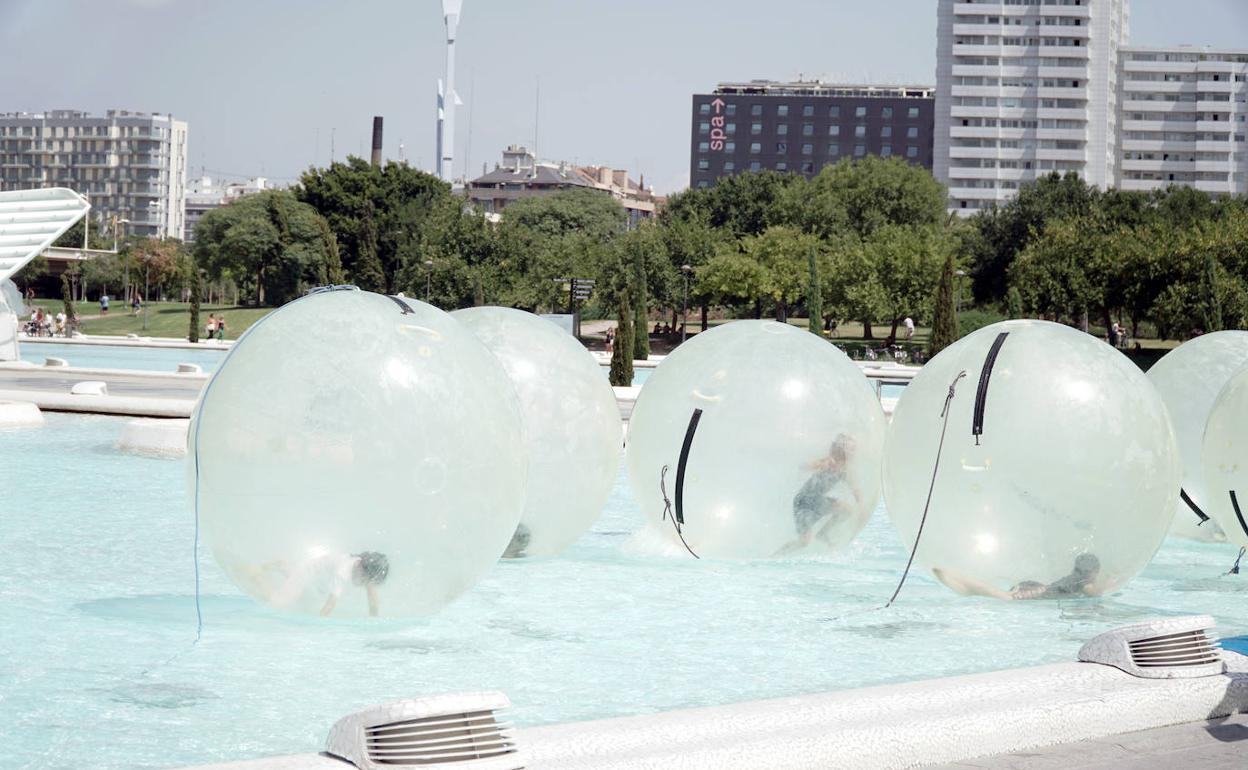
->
(0, 188), (91, 361)
(436, 0), (464, 181)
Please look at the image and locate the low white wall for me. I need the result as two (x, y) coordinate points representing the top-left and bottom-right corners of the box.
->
(178, 653), (1248, 770)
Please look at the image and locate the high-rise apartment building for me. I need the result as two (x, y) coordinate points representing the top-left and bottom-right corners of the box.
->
(935, 0), (1129, 213)
(0, 110), (188, 239)
(689, 81), (935, 189)
(1118, 46), (1248, 196)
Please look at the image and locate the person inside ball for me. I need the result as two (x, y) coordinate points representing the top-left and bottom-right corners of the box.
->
(247, 548), (391, 617)
(776, 434), (864, 556)
(932, 553), (1103, 600)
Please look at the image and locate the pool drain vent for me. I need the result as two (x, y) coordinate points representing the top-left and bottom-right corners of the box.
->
(326, 691), (524, 769)
(1078, 615), (1223, 679)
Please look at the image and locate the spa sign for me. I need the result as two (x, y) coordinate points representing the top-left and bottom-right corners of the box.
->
(709, 98), (726, 151)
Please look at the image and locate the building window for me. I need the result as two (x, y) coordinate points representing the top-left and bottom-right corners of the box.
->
(801, 143), (813, 155)
(699, 121), (710, 134)
(777, 124), (789, 135)
(777, 105), (789, 117)
(726, 123), (736, 135)
(751, 104), (762, 116)
(776, 142), (787, 152)
(881, 144), (892, 157)
(696, 180), (710, 189)
(881, 126), (892, 138)
(854, 125), (866, 138)
(750, 142), (761, 153)
(908, 107), (920, 119)
(751, 122), (762, 135)
(828, 125), (840, 137)
(802, 123), (814, 136)
(776, 161), (788, 171)
(906, 145), (919, 158)
(882, 106), (893, 119)
(698, 142), (710, 152)
(855, 106), (866, 118)
(699, 103), (711, 115)
(802, 105), (815, 117)
(854, 144), (866, 157)
(723, 161), (735, 172)
(726, 104), (736, 116)
(907, 126), (919, 138)
(750, 161), (761, 171)
(724, 141), (736, 152)
(697, 159), (710, 170)
(801, 161), (814, 174)
(829, 106), (841, 118)
(828, 144), (840, 156)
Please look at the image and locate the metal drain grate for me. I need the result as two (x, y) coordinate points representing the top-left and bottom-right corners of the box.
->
(1079, 615), (1224, 679)
(1128, 629), (1220, 670)
(328, 692), (524, 770)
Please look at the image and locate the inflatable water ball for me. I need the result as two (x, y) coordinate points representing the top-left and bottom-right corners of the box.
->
(189, 289), (527, 618)
(625, 320), (886, 559)
(884, 320), (1179, 601)
(1200, 366), (1248, 549)
(1148, 331), (1248, 542)
(451, 307), (621, 558)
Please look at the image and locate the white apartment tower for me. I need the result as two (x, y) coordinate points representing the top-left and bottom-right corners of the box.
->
(935, 0), (1129, 213)
(0, 110), (188, 239)
(1118, 46), (1248, 196)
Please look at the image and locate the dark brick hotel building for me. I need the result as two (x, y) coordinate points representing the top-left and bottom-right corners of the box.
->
(690, 81), (936, 188)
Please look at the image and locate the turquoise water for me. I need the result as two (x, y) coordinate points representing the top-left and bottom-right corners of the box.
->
(17, 341), (227, 373)
(15, 341), (655, 386)
(3, 413), (1248, 769)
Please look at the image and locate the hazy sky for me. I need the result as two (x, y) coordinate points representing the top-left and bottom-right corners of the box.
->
(2, 0), (1245, 194)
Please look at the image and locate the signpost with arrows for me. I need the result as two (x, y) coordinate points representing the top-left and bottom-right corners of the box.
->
(552, 277), (595, 338)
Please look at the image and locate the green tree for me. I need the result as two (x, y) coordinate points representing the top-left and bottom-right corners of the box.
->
(807, 240), (823, 336)
(1006, 286), (1023, 319)
(630, 232), (650, 359)
(780, 156), (946, 240)
(969, 172), (1099, 304)
(354, 201), (386, 293)
(1201, 251), (1223, 333)
(930, 251), (958, 357)
(297, 157), (452, 292)
(188, 260), (202, 343)
(609, 285), (634, 387)
(1009, 217), (1103, 324)
(867, 225), (948, 342)
(60, 273), (76, 326)
(194, 190), (334, 306)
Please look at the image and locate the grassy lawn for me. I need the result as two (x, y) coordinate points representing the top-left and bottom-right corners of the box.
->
(29, 299), (272, 340)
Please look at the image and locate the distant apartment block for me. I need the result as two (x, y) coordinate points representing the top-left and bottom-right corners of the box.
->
(935, 0), (1129, 213)
(0, 110), (188, 239)
(465, 145), (661, 227)
(1118, 46), (1248, 196)
(185, 175), (275, 242)
(689, 81), (936, 189)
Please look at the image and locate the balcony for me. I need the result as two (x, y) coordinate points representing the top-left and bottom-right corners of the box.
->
(1196, 120), (1233, 132)
(1035, 148), (1086, 162)
(1037, 86), (1087, 101)
(1120, 178), (1165, 191)
(1122, 139), (1196, 152)
(1039, 4), (1090, 18)
(1121, 59), (1198, 74)
(1195, 179), (1235, 193)
(952, 85), (1035, 99)
(1122, 99), (1189, 113)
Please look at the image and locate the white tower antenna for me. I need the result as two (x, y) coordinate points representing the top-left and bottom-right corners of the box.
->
(436, 0), (464, 182)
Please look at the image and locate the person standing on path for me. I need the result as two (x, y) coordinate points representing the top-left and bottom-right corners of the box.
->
(100, 293), (109, 314)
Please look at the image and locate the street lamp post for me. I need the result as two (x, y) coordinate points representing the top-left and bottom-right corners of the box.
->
(424, 260), (434, 302)
(954, 269), (967, 315)
(680, 264), (692, 343)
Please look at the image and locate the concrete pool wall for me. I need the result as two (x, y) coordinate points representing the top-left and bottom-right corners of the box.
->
(180, 650), (1248, 769)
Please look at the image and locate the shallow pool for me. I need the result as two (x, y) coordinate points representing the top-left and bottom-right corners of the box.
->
(15, 341), (657, 387)
(3, 413), (1247, 769)
(17, 341), (228, 373)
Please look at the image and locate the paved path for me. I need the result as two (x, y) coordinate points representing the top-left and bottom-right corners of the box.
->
(933, 714), (1248, 769)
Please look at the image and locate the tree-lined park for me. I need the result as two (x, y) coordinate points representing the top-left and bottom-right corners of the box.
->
(18, 155), (1248, 381)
